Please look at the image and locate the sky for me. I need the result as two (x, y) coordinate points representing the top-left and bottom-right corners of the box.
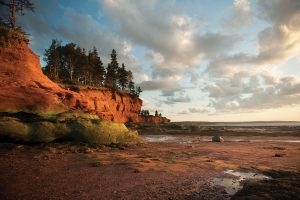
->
(6, 0), (300, 121)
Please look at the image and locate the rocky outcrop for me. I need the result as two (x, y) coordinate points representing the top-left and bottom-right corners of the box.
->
(76, 89), (142, 122)
(0, 36), (169, 123)
(139, 115), (171, 124)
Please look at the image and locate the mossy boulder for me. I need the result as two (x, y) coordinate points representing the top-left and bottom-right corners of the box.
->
(0, 117), (29, 141)
(28, 122), (70, 143)
(0, 111), (144, 145)
(70, 120), (143, 146)
(212, 135), (224, 142)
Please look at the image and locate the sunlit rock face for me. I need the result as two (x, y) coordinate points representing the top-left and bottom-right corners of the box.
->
(0, 34), (169, 123)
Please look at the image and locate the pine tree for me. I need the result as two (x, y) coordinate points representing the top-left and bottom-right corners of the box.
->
(155, 110), (158, 117)
(118, 64), (129, 90)
(43, 39), (60, 81)
(136, 86), (142, 97)
(128, 80), (135, 96)
(42, 41), (142, 95)
(105, 49), (119, 88)
(61, 43), (77, 82)
(91, 47), (105, 86)
(0, 0), (34, 29)
(77, 47), (88, 84)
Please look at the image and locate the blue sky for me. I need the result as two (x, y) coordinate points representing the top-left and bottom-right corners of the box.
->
(13, 0), (300, 121)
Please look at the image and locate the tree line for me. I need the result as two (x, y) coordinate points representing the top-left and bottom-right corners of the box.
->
(43, 40), (142, 97)
(140, 110), (162, 117)
(1, 0), (143, 97)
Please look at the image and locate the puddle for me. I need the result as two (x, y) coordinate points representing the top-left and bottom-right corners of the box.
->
(211, 169), (271, 196)
(143, 135), (210, 143)
(143, 135), (178, 143)
(143, 135), (300, 144)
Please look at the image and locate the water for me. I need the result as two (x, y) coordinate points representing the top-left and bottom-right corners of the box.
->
(211, 169), (271, 195)
(185, 121), (300, 127)
(143, 135), (177, 143)
(143, 135), (300, 143)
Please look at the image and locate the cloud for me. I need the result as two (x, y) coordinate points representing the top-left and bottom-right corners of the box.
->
(223, 0), (252, 29)
(204, 70), (300, 112)
(203, 0), (300, 113)
(177, 111), (189, 115)
(196, 33), (241, 58)
(56, 8), (141, 72)
(209, 0), (300, 69)
(139, 80), (174, 91)
(13, 0), (59, 54)
(256, 0), (300, 65)
(101, 0), (241, 83)
(189, 108), (211, 113)
(176, 107), (211, 115)
(138, 76), (183, 96)
(164, 95), (191, 105)
(13, 1), (141, 74)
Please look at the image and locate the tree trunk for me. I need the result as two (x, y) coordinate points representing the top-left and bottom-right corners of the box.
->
(11, 0), (17, 28)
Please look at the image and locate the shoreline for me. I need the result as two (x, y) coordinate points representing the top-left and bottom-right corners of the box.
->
(1, 135), (299, 199)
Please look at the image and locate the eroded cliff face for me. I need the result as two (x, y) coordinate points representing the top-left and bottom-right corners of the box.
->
(0, 40), (169, 123)
(77, 89), (142, 122)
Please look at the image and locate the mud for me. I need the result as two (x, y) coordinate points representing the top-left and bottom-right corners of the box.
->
(0, 136), (299, 199)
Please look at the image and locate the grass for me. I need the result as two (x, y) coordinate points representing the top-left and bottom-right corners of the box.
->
(0, 111), (144, 146)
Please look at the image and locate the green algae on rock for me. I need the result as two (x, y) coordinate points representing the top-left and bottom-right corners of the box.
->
(0, 111), (144, 145)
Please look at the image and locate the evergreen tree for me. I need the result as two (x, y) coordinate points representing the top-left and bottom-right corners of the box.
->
(127, 70), (133, 82)
(43, 39), (61, 81)
(0, 0), (34, 29)
(136, 86), (142, 97)
(159, 113), (162, 117)
(60, 43), (77, 82)
(43, 41), (142, 96)
(90, 47), (105, 86)
(155, 110), (158, 117)
(77, 47), (88, 84)
(118, 64), (129, 90)
(140, 110), (150, 116)
(105, 49), (119, 88)
(128, 80), (135, 96)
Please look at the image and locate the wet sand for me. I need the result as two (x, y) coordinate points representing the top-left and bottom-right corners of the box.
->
(0, 136), (299, 200)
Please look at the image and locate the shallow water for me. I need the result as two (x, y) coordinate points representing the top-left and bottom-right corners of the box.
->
(143, 135), (300, 143)
(211, 169), (271, 195)
(143, 135), (178, 143)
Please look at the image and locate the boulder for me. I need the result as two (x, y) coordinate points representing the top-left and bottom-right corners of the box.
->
(212, 135), (224, 142)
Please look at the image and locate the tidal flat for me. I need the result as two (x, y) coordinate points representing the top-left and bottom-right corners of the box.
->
(0, 131), (299, 200)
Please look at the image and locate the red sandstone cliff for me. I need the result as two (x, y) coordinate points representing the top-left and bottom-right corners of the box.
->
(0, 36), (169, 123)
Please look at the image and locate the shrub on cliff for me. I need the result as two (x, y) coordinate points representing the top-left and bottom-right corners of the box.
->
(0, 22), (29, 46)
